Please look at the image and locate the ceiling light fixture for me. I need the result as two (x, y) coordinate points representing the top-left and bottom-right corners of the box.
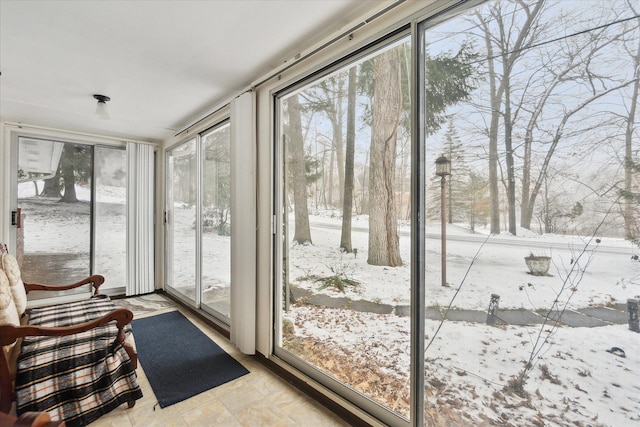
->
(93, 94), (111, 119)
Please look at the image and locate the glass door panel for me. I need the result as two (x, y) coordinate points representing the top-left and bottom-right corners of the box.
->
(421, 1), (640, 425)
(94, 146), (127, 291)
(275, 36), (412, 422)
(17, 138), (93, 299)
(165, 139), (198, 304)
(201, 123), (231, 320)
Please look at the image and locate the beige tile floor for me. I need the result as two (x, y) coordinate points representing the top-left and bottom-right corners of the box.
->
(90, 306), (350, 427)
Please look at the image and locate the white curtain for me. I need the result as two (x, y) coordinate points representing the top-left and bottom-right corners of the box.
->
(126, 142), (155, 296)
(230, 91), (256, 354)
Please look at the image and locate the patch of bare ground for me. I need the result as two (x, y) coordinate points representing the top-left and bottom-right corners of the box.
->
(282, 334), (602, 426)
(283, 332), (491, 426)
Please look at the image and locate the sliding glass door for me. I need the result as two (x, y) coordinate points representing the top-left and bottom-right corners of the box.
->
(165, 138), (198, 304)
(15, 137), (127, 300)
(201, 123), (231, 318)
(271, 1), (640, 425)
(418, 1), (640, 426)
(165, 121), (231, 323)
(274, 35), (412, 425)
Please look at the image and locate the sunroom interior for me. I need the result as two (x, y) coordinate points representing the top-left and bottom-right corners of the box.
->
(1, 0), (639, 426)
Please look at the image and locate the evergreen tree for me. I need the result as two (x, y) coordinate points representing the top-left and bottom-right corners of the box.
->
(428, 119), (481, 230)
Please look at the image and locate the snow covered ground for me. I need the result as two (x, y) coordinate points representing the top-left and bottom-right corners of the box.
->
(16, 183), (640, 426)
(283, 213), (640, 425)
(291, 214), (639, 311)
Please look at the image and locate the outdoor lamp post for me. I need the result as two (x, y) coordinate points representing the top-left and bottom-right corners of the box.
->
(435, 155), (451, 287)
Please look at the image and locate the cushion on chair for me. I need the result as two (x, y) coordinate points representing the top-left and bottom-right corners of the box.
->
(1, 253), (27, 316)
(0, 269), (19, 328)
(0, 268), (20, 359)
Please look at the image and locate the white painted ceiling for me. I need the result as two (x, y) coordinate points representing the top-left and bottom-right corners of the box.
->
(0, 0), (384, 143)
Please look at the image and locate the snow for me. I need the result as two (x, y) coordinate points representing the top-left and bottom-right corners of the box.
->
(293, 214), (639, 311)
(283, 213), (640, 425)
(16, 185), (640, 426)
(286, 305), (638, 426)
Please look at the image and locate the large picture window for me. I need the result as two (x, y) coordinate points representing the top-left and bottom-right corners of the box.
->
(275, 35), (413, 423)
(419, 1), (639, 425)
(274, 0), (639, 425)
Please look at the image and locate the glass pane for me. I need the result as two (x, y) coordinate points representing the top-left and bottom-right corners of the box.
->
(94, 146), (127, 290)
(202, 123), (231, 319)
(17, 138), (93, 299)
(166, 139), (198, 302)
(277, 37), (412, 420)
(423, 1), (640, 425)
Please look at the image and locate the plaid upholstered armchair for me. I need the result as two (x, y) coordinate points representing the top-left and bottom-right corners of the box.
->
(0, 244), (142, 427)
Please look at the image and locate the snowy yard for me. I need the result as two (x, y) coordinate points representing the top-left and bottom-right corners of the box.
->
(16, 187), (640, 426)
(282, 213), (640, 425)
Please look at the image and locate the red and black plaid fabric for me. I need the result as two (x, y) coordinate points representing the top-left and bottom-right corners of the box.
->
(15, 297), (143, 426)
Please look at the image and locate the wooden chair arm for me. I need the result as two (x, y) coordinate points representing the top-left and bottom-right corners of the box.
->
(0, 308), (133, 348)
(23, 274), (105, 296)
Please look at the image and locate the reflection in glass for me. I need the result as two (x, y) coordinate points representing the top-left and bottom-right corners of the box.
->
(202, 123), (231, 319)
(166, 139), (198, 302)
(94, 146), (127, 290)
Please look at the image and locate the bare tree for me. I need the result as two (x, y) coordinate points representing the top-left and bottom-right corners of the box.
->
(476, 0), (545, 234)
(519, 4), (631, 230)
(524, 79), (634, 232)
(301, 75), (347, 208)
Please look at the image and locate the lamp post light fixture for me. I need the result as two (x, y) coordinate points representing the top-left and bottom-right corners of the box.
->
(435, 155), (451, 287)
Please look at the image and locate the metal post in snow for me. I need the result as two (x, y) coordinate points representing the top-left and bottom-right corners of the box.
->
(487, 294), (500, 325)
(628, 299), (639, 333)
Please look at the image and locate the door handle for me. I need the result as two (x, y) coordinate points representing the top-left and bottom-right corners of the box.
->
(11, 208), (22, 228)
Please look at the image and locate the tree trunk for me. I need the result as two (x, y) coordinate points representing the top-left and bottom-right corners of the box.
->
(328, 143), (335, 207)
(340, 66), (357, 252)
(503, 78), (517, 235)
(478, 1), (545, 234)
(447, 143), (453, 224)
(40, 169), (61, 197)
(288, 95), (312, 244)
(483, 25), (501, 234)
(624, 24), (640, 240)
(368, 49), (402, 267)
(59, 144), (78, 203)
(332, 102), (344, 208)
